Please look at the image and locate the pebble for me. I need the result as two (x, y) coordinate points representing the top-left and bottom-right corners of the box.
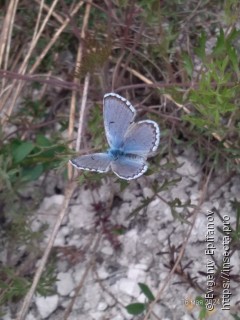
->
(118, 278), (140, 298)
(56, 272), (75, 296)
(35, 295), (59, 319)
(97, 301), (108, 311)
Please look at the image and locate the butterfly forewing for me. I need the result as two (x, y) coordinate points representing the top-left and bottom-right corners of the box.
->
(70, 153), (111, 172)
(111, 155), (148, 180)
(122, 120), (160, 157)
(103, 93), (136, 149)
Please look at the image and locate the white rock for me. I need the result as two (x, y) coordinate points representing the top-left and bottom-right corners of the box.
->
(117, 255), (129, 266)
(73, 266), (85, 283)
(85, 283), (101, 309)
(69, 204), (94, 230)
(111, 315), (124, 320)
(139, 255), (153, 270)
(127, 264), (147, 281)
(31, 195), (66, 238)
(97, 301), (108, 311)
(101, 243), (114, 255)
(26, 313), (37, 320)
(121, 229), (138, 258)
(2, 312), (11, 320)
(89, 312), (104, 320)
(121, 306), (136, 319)
(57, 272), (75, 296)
(68, 234), (82, 247)
(41, 194), (65, 209)
(54, 227), (68, 246)
(176, 156), (199, 179)
(54, 225), (71, 246)
(188, 214), (206, 242)
(181, 315), (194, 320)
(103, 294), (116, 307)
(83, 301), (90, 311)
(230, 251), (240, 275)
(139, 229), (157, 248)
(68, 311), (91, 320)
(230, 178), (240, 197)
(147, 198), (172, 224)
(92, 183), (113, 203)
(97, 266), (109, 280)
(143, 187), (154, 198)
(138, 292), (148, 303)
(76, 188), (94, 209)
(121, 188), (136, 201)
(35, 294), (58, 319)
(158, 229), (167, 242)
(61, 225), (70, 236)
(118, 278), (140, 298)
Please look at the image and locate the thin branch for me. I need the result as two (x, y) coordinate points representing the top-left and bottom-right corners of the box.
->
(76, 73), (90, 152)
(68, 0), (92, 179)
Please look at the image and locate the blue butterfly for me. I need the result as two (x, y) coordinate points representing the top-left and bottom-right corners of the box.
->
(70, 93), (160, 180)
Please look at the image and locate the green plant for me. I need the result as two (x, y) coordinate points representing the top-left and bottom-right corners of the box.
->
(181, 28), (240, 173)
(126, 282), (155, 315)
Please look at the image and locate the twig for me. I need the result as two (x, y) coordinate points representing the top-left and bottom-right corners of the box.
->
(68, 0), (92, 179)
(76, 73), (90, 152)
(0, 0), (19, 89)
(34, 0), (65, 24)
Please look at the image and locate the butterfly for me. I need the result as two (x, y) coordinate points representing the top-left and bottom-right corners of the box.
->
(70, 93), (160, 180)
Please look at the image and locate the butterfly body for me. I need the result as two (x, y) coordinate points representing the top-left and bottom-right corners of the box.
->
(108, 148), (125, 160)
(70, 93), (160, 180)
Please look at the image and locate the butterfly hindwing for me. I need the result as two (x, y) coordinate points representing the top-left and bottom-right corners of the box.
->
(70, 153), (111, 172)
(111, 155), (148, 180)
(122, 120), (160, 157)
(103, 93), (136, 149)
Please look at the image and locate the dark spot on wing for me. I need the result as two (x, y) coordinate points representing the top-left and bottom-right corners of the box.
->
(91, 156), (95, 160)
(109, 121), (115, 124)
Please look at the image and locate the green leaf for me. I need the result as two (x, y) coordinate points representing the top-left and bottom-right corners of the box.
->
(138, 283), (155, 301)
(21, 164), (44, 181)
(199, 307), (207, 319)
(213, 28), (225, 55)
(13, 142), (35, 163)
(36, 134), (51, 147)
(126, 303), (145, 315)
(182, 52), (193, 77)
(228, 47), (239, 79)
(195, 31), (206, 60)
(196, 296), (206, 307)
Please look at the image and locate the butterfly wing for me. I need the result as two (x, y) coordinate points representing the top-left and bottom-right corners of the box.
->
(70, 153), (111, 172)
(103, 93), (136, 149)
(122, 120), (160, 157)
(111, 155), (147, 180)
